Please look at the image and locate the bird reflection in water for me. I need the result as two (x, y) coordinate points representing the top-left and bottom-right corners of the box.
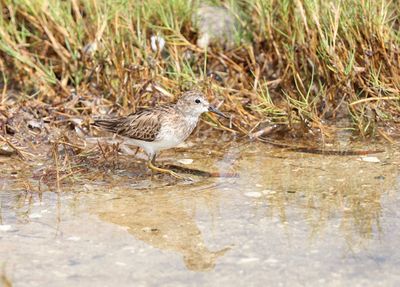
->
(94, 188), (230, 271)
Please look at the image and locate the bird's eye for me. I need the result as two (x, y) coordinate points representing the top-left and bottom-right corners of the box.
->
(195, 99), (201, 104)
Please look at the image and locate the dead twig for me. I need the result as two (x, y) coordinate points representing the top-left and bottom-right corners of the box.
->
(52, 142), (61, 193)
(0, 134), (26, 160)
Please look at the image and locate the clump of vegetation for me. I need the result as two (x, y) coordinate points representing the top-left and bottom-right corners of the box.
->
(0, 0), (399, 141)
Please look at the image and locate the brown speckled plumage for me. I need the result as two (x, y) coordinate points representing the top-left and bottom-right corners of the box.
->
(93, 106), (171, 142)
(93, 90), (227, 175)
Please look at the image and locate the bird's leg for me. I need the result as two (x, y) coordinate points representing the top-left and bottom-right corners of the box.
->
(147, 154), (185, 180)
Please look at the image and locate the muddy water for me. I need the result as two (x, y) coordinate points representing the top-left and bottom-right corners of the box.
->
(1, 141), (399, 286)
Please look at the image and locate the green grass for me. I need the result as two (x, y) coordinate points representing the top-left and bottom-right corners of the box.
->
(0, 0), (399, 139)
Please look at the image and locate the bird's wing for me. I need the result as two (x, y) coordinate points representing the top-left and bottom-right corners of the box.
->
(93, 105), (174, 142)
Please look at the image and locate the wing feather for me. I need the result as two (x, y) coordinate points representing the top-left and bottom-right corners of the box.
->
(93, 105), (175, 142)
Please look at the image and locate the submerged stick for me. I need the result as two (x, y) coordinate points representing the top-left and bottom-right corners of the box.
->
(258, 137), (384, 156)
(165, 164), (239, 178)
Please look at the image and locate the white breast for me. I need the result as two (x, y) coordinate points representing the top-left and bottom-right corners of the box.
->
(123, 114), (200, 156)
(155, 115), (199, 149)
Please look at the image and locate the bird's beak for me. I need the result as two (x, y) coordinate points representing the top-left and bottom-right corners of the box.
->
(208, 105), (228, 118)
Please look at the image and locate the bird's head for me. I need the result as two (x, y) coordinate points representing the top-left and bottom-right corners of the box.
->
(176, 90), (227, 118)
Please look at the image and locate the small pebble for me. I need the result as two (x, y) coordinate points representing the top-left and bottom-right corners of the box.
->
(360, 156), (380, 163)
(261, 189), (276, 195)
(67, 236), (81, 241)
(177, 159), (193, 165)
(265, 257), (279, 264)
(238, 257), (260, 264)
(142, 227), (152, 233)
(0, 225), (12, 231)
(244, 191), (262, 198)
(122, 246), (136, 252)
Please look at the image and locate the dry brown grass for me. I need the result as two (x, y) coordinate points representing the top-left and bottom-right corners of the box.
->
(0, 0), (399, 142)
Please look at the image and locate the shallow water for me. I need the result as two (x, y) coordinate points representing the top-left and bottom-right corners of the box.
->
(1, 141), (400, 286)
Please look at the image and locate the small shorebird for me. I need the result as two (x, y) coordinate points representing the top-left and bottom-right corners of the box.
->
(93, 90), (227, 178)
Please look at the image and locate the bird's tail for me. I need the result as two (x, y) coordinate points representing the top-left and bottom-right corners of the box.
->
(92, 118), (121, 133)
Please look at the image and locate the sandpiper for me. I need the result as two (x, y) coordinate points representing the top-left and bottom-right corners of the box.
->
(93, 90), (227, 178)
